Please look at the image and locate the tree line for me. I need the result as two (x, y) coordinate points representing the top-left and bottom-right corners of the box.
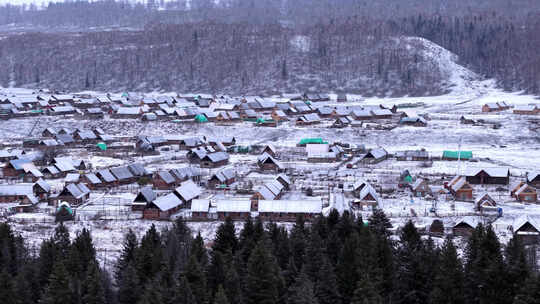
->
(1, 209), (540, 304)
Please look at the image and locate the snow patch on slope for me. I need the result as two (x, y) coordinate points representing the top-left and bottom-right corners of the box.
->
(401, 36), (483, 97)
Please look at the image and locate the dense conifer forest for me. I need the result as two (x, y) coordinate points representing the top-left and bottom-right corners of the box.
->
(0, 209), (538, 304)
(0, 0), (539, 94)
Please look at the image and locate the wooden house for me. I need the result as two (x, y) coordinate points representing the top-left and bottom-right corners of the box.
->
(153, 171), (178, 190)
(216, 199), (251, 220)
(33, 179), (51, 200)
(513, 216), (540, 245)
(191, 199), (211, 219)
(200, 152), (229, 168)
(258, 199), (322, 221)
(52, 183), (90, 206)
(262, 144), (277, 157)
(208, 168), (236, 189)
(411, 179), (430, 197)
(360, 148), (388, 164)
(527, 172), (540, 187)
(174, 180), (202, 204)
(429, 219), (444, 236)
(446, 176), (473, 201)
(257, 153), (284, 171)
(475, 192), (497, 212)
(143, 192), (183, 220)
(513, 105), (539, 115)
(452, 217), (478, 237)
(465, 167), (509, 185)
(132, 187), (157, 211)
(512, 182), (537, 203)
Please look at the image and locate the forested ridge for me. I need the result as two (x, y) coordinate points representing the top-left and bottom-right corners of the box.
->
(0, 0), (539, 94)
(0, 210), (539, 304)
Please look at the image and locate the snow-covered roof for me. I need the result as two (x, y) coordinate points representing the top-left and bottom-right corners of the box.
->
(255, 185), (277, 200)
(35, 178), (51, 192)
(516, 183), (535, 196)
(175, 180), (202, 202)
(153, 193), (183, 212)
(368, 148), (387, 159)
(191, 199), (210, 212)
(97, 169), (117, 182)
(0, 184), (33, 196)
(216, 199), (252, 213)
(528, 172), (540, 182)
(513, 215), (540, 234)
(454, 216), (479, 228)
(134, 186), (156, 203)
(85, 173), (102, 184)
(110, 167), (134, 180)
(258, 199), (322, 214)
(464, 167), (509, 178)
(157, 171), (176, 184)
(359, 184), (379, 202)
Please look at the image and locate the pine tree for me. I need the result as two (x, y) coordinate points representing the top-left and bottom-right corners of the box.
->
(287, 271), (319, 304)
(245, 242), (280, 304)
(430, 237), (464, 304)
(303, 232), (324, 282)
(214, 285), (230, 304)
(184, 254), (207, 304)
(41, 262), (73, 304)
(115, 229), (138, 283)
(212, 217), (238, 254)
(14, 263), (38, 304)
(117, 264), (141, 304)
(81, 261), (106, 304)
(0, 270), (17, 304)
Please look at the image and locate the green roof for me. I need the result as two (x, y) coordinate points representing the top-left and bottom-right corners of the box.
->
(96, 142), (107, 151)
(443, 150), (472, 160)
(195, 114), (208, 123)
(299, 138), (327, 145)
(404, 175), (413, 183)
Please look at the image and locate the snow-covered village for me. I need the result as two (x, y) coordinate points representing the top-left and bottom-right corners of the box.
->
(1, 1), (540, 304)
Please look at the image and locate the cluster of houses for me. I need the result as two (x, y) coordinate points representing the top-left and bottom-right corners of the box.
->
(408, 168), (539, 212)
(0, 90), (430, 129)
(481, 101), (540, 115)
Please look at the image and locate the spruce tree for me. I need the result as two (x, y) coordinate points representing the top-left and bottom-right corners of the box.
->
(430, 237), (464, 304)
(70, 228), (96, 276)
(368, 208), (392, 239)
(245, 242), (279, 304)
(336, 232), (359, 303)
(303, 232), (324, 282)
(41, 262), (73, 304)
(506, 237), (531, 298)
(223, 263), (243, 304)
(115, 229), (138, 283)
(137, 279), (163, 304)
(191, 232), (209, 269)
(184, 254), (208, 304)
(287, 271), (319, 304)
(212, 217), (238, 254)
(207, 250), (227, 297)
(315, 257), (341, 304)
(81, 261), (106, 304)
(351, 278), (382, 304)
(117, 264), (141, 304)
(0, 270), (17, 304)
(289, 216), (307, 270)
(135, 224), (163, 284)
(174, 275), (196, 304)
(394, 220), (425, 304)
(52, 223), (71, 260)
(214, 285), (230, 304)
